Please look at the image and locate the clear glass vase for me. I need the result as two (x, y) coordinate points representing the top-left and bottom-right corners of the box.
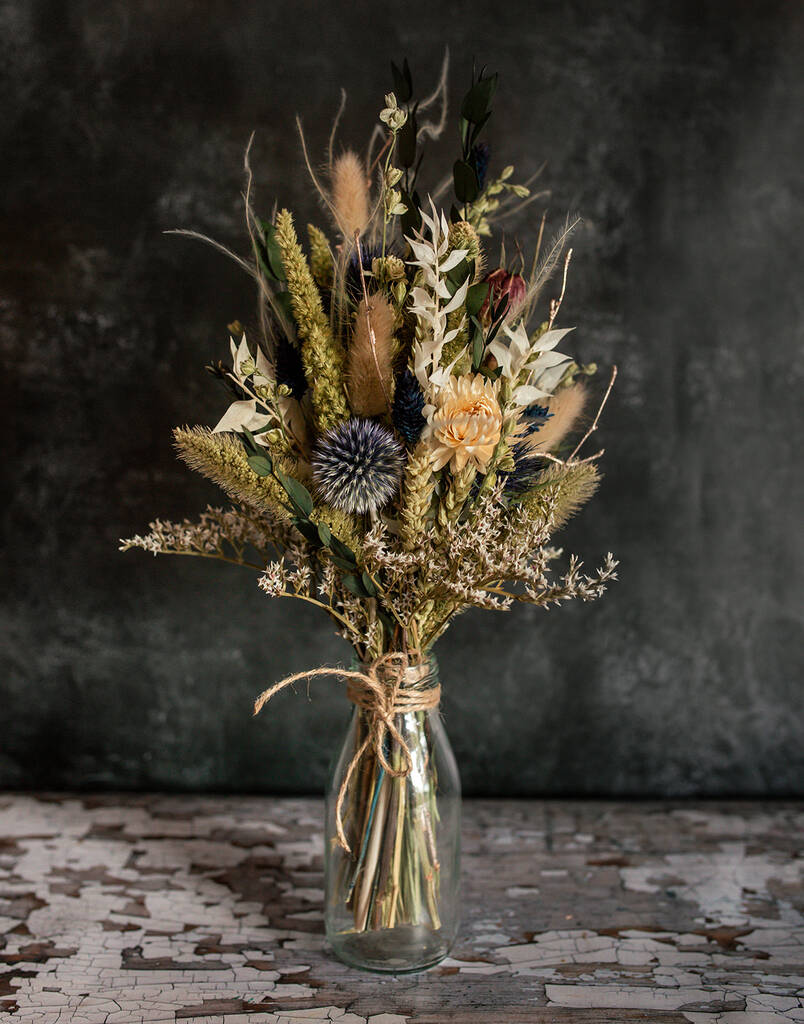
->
(324, 653), (461, 972)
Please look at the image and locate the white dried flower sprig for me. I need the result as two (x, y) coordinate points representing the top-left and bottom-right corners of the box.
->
(379, 92), (407, 132)
(488, 323), (574, 408)
(406, 201), (470, 393)
(119, 506), (282, 567)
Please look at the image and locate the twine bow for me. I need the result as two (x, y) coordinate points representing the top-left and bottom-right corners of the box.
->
(253, 651), (441, 853)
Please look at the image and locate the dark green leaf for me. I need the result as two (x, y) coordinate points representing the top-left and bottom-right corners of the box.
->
(258, 220), (286, 281)
(449, 203), (463, 224)
(486, 318), (504, 345)
(275, 470), (314, 517)
(331, 554), (359, 573)
(468, 111), (492, 149)
(274, 290), (294, 325)
(341, 574), (370, 598)
(445, 257), (472, 290)
(329, 534), (357, 564)
(453, 159), (479, 204)
(400, 189), (422, 238)
(294, 518), (322, 545)
(472, 331), (484, 371)
(492, 293), (509, 321)
(241, 427), (259, 455)
(397, 108), (418, 168)
(247, 454), (273, 477)
(377, 608), (395, 636)
(361, 571), (379, 597)
(460, 73), (498, 124)
(391, 58), (413, 103)
(466, 281), (490, 317)
(316, 522), (332, 547)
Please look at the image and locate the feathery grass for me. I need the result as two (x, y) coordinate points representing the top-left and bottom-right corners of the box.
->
(274, 209), (349, 432)
(173, 427), (292, 521)
(517, 461), (601, 530)
(348, 295), (395, 417)
(307, 224), (334, 289)
(521, 382), (588, 456)
(332, 151), (371, 241)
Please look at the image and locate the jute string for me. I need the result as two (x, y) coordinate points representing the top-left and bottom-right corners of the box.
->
(253, 651), (441, 853)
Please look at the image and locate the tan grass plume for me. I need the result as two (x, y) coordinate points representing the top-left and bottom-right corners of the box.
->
(331, 150), (370, 241)
(522, 382), (588, 456)
(347, 294), (394, 417)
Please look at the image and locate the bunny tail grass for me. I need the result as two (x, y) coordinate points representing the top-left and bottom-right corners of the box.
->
(347, 295), (395, 417)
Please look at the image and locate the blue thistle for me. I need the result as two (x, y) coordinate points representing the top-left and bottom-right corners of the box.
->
(520, 403), (552, 438)
(391, 369), (425, 445)
(345, 243), (384, 304)
(312, 418), (405, 515)
(502, 455), (548, 498)
(470, 142), (490, 190)
(504, 404), (554, 497)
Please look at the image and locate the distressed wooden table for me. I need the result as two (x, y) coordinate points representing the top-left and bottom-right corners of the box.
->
(0, 796), (802, 1023)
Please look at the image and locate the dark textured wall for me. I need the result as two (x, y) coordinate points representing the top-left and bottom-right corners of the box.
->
(2, 0), (802, 796)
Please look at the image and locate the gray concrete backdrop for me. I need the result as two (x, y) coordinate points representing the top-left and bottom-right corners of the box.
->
(2, 0), (802, 795)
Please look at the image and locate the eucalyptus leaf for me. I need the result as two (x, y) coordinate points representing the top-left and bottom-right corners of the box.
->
(466, 281), (489, 317)
(316, 522), (332, 547)
(293, 518), (321, 545)
(469, 110), (492, 150)
(398, 108), (418, 167)
(329, 533), (357, 564)
(361, 571), (379, 597)
(275, 470), (314, 517)
(247, 454), (273, 477)
(341, 574), (370, 598)
(472, 332), (484, 371)
(460, 73), (498, 124)
(331, 554), (359, 573)
(391, 57), (413, 103)
(241, 427), (259, 455)
(453, 159), (479, 204)
(259, 219), (286, 281)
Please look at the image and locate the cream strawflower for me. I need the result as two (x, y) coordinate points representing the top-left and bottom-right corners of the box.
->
(422, 374), (503, 473)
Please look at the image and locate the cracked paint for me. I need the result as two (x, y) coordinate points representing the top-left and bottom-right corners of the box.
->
(0, 797), (801, 1022)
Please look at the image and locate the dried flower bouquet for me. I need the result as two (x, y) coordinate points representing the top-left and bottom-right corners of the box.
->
(123, 57), (617, 965)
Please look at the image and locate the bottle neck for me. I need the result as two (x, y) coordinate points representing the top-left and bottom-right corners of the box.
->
(350, 650), (439, 692)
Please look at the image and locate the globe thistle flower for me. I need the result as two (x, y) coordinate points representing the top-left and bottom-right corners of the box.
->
(392, 369), (426, 445)
(346, 242), (383, 304)
(312, 418), (405, 515)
